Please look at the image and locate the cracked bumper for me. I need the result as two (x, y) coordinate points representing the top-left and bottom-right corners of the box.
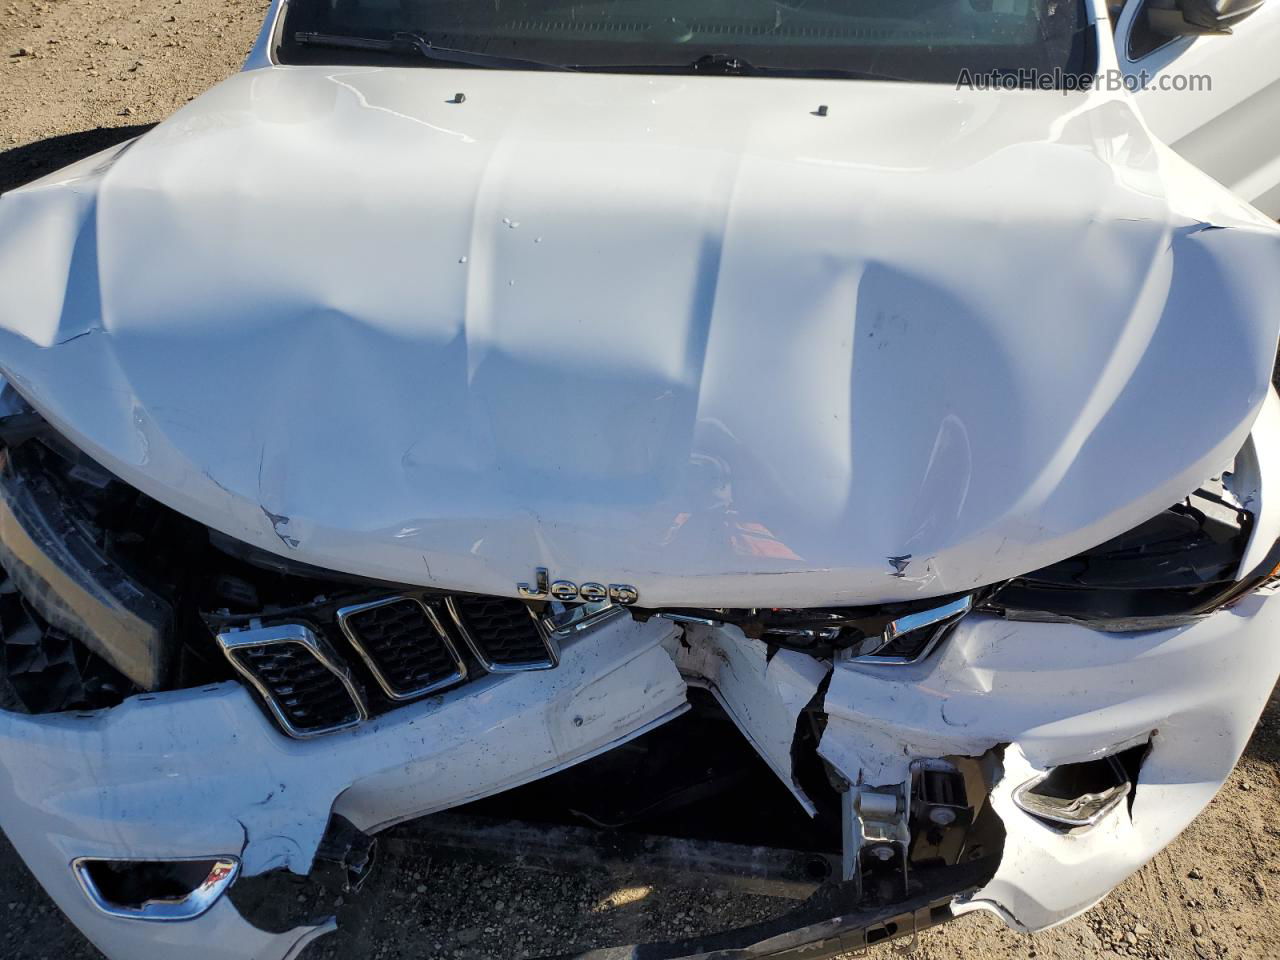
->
(821, 588), (1280, 931)
(2, 593), (1279, 959)
(0, 613), (687, 960)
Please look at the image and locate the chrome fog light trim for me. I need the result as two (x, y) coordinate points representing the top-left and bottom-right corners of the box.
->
(72, 856), (240, 922)
(1012, 755), (1132, 829)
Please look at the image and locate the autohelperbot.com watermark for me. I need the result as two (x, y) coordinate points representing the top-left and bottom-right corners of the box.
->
(956, 67), (1212, 93)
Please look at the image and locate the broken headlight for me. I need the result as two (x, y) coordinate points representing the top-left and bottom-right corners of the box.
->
(982, 471), (1280, 631)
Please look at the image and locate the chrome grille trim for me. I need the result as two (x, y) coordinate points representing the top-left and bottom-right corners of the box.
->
(845, 594), (974, 665)
(444, 596), (560, 672)
(336, 595), (467, 701)
(216, 623), (368, 739)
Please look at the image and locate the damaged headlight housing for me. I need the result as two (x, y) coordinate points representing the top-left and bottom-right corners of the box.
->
(983, 469), (1280, 631)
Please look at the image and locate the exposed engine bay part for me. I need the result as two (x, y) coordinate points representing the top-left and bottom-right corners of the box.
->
(0, 574), (135, 714)
(837, 756), (1000, 904)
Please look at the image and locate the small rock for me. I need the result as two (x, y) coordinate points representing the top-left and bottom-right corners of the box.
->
(119, 106), (134, 116)
(1189, 868), (1204, 880)
(1240, 780), (1253, 791)
(1191, 922), (1205, 937)
(415, 884), (427, 894)
(1124, 931), (1138, 945)
(1134, 923), (1151, 937)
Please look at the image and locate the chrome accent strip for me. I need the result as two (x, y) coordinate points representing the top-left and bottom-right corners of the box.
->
(72, 856), (240, 922)
(216, 623), (368, 738)
(545, 602), (625, 638)
(336, 595), (467, 701)
(848, 595), (974, 666)
(445, 596), (561, 672)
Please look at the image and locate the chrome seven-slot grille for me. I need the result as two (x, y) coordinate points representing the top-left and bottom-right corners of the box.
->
(338, 597), (466, 700)
(218, 593), (558, 738)
(230, 641), (365, 734)
(448, 595), (562, 671)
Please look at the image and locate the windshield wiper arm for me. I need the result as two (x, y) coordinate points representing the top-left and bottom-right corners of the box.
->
(293, 31), (573, 72)
(577, 52), (906, 82)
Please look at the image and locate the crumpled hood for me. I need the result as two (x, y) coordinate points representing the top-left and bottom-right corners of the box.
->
(1, 66), (1278, 607)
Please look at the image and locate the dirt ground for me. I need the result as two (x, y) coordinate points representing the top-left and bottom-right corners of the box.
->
(3, 2), (1280, 958)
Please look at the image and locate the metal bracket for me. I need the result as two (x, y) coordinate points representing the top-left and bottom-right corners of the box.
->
(842, 779), (912, 898)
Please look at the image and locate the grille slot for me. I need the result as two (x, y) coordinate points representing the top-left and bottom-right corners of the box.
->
(218, 624), (366, 738)
(446, 595), (558, 672)
(337, 597), (466, 700)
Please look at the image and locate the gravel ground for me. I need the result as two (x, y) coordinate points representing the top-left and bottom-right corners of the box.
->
(4, 2), (1280, 958)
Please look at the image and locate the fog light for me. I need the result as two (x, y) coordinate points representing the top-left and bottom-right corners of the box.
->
(72, 856), (240, 921)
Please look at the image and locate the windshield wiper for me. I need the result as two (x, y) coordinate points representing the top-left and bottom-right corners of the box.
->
(293, 31), (573, 72)
(577, 52), (907, 82)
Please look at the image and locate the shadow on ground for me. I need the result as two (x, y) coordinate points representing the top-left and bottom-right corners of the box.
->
(0, 125), (155, 195)
(1243, 680), (1280, 767)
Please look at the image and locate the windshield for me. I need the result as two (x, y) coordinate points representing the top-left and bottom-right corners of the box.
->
(277, 0), (1095, 85)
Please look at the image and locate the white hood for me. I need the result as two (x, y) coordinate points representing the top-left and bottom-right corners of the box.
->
(1, 66), (1278, 607)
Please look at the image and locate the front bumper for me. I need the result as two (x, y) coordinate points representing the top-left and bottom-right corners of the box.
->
(2, 586), (1278, 959)
(0, 613), (688, 960)
(824, 587), (1280, 931)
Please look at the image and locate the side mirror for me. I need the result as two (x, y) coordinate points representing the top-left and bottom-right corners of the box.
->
(1147, 0), (1266, 37)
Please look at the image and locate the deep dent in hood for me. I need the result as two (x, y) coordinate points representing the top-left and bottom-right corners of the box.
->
(1, 67), (1278, 607)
